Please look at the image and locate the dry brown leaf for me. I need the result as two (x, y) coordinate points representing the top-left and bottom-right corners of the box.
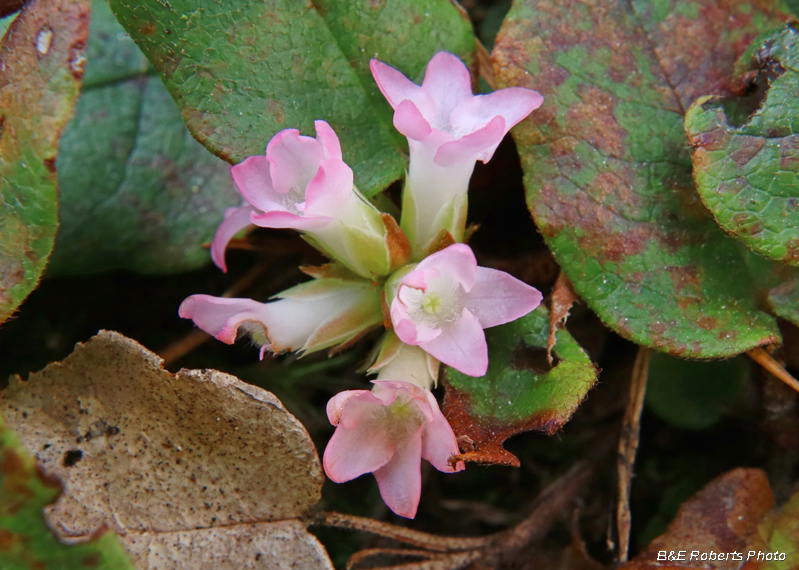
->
(622, 468), (774, 570)
(548, 271), (578, 365)
(1, 330), (332, 570)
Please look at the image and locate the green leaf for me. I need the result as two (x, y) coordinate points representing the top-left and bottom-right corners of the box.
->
(0, 0), (89, 324)
(0, 413), (135, 570)
(685, 27), (799, 267)
(443, 306), (598, 466)
(48, 0), (238, 275)
(744, 247), (799, 326)
(493, 0), (790, 358)
(107, 0), (475, 196)
(752, 489), (799, 570)
(645, 352), (751, 430)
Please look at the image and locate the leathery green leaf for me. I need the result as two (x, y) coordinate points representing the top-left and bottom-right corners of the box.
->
(107, 0), (475, 197)
(443, 306), (598, 466)
(0, 412), (135, 570)
(493, 0), (790, 358)
(686, 26), (799, 267)
(49, 0), (237, 275)
(0, 0), (90, 323)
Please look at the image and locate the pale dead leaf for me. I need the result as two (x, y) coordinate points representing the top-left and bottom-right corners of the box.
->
(2, 330), (332, 570)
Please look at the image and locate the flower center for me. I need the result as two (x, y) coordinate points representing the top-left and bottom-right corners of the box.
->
(421, 293), (443, 315)
(281, 186), (307, 216)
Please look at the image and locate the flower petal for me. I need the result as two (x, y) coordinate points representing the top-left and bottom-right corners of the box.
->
(394, 100), (433, 141)
(450, 87), (543, 140)
(313, 120), (342, 160)
(421, 51), (473, 125)
(420, 308), (488, 377)
(231, 155), (282, 212)
(370, 58), (426, 110)
(373, 429), (423, 518)
(179, 295), (268, 344)
(304, 159), (355, 217)
(324, 419), (395, 483)
(421, 390), (464, 473)
(266, 128), (326, 195)
(326, 389), (372, 426)
(416, 243), (477, 292)
(249, 210), (333, 231)
(465, 267), (544, 328)
(434, 115), (506, 167)
(211, 205), (256, 273)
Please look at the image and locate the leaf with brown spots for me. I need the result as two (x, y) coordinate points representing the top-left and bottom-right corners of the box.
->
(493, 0), (791, 358)
(48, 0), (239, 276)
(444, 306), (598, 466)
(686, 26), (799, 268)
(0, 0), (89, 325)
(107, 0), (475, 197)
(1, 331), (333, 570)
(0, 409), (135, 569)
(622, 468), (774, 570)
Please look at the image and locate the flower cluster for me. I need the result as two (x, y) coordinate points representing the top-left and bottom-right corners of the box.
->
(181, 52), (543, 518)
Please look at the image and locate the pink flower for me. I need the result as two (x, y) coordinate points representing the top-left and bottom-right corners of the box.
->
(179, 274), (382, 356)
(371, 52), (543, 256)
(389, 244), (542, 377)
(323, 381), (464, 519)
(214, 120), (409, 278)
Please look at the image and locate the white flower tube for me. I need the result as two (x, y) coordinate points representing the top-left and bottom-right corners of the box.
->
(370, 52), (543, 257)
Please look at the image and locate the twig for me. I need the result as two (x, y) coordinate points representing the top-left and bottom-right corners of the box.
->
(309, 457), (600, 569)
(616, 346), (650, 563)
(159, 263), (271, 366)
(305, 511), (492, 553)
(748, 347), (799, 394)
(346, 548), (441, 570)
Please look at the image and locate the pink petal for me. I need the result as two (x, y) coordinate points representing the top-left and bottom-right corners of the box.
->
(313, 120), (342, 160)
(465, 267), (543, 328)
(373, 429), (423, 518)
(370, 59), (425, 109)
(450, 88), (543, 141)
(303, 158), (354, 216)
(434, 116), (506, 167)
(249, 210), (333, 231)
(421, 390), (464, 473)
(326, 390), (372, 426)
(324, 420), (395, 483)
(266, 129), (326, 195)
(391, 293), (441, 344)
(416, 243), (477, 292)
(420, 308), (488, 377)
(231, 156), (280, 212)
(178, 295), (268, 344)
(421, 52), (473, 123)
(211, 205), (255, 273)
(393, 100), (433, 142)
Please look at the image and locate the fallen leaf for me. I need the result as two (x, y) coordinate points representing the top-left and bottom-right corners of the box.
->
(0, 411), (135, 569)
(623, 468), (774, 570)
(0, 0), (89, 324)
(2, 330), (333, 570)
